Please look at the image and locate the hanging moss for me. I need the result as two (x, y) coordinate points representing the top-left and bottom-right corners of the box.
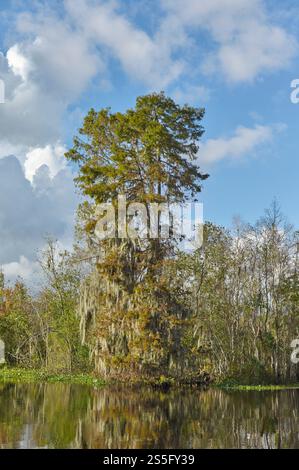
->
(78, 239), (190, 380)
(66, 93), (208, 381)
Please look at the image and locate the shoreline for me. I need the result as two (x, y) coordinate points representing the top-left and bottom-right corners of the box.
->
(217, 384), (299, 391)
(0, 367), (106, 388)
(0, 367), (299, 391)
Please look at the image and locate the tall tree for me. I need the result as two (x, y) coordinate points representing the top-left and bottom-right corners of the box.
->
(66, 92), (208, 379)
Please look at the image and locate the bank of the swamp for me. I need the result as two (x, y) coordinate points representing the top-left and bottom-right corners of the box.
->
(0, 367), (106, 387)
(1, 367), (299, 391)
(216, 379), (299, 391)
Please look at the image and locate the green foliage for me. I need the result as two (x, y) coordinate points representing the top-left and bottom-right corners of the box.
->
(0, 282), (37, 365)
(66, 92), (208, 380)
(0, 202), (298, 385)
(178, 204), (299, 384)
(66, 92), (207, 205)
(0, 92), (298, 387)
(0, 241), (90, 373)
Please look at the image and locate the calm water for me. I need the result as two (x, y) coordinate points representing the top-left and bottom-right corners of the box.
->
(0, 383), (298, 449)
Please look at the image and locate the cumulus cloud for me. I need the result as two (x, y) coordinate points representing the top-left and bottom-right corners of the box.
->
(0, 140), (25, 160)
(0, 10), (102, 148)
(199, 124), (275, 166)
(0, 0), (183, 160)
(7, 44), (32, 81)
(0, 51), (66, 147)
(24, 143), (67, 182)
(2, 256), (40, 286)
(16, 11), (103, 100)
(0, 156), (78, 266)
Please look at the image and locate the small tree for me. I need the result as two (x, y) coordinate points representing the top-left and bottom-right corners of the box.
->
(37, 240), (89, 372)
(0, 278), (37, 366)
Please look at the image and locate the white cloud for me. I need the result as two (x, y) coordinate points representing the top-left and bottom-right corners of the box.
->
(0, 0), (295, 160)
(0, 6), (103, 150)
(24, 143), (67, 182)
(161, 0), (297, 82)
(0, 0), (184, 194)
(0, 156), (78, 266)
(0, 140), (25, 160)
(2, 256), (40, 285)
(0, 50), (66, 147)
(7, 44), (32, 81)
(16, 13), (103, 99)
(65, 0), (183, 87)
(199, 124), (275, 166)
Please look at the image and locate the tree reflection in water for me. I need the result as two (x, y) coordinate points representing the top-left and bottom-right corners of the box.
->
(0, 383), (298, 449)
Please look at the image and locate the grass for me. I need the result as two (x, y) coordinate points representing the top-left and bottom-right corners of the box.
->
(222, 384), (299, 391)
(216, 379), (299, 391)
(1, 367), (299, 391)
(0, 366), (106, 388)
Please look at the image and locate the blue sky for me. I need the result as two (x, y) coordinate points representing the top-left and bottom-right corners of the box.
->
(0, 0), (299, 280)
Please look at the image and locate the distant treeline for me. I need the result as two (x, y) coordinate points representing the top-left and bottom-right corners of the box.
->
(0, 205), (298, 384)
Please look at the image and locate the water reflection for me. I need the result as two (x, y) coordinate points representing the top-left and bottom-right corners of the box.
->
(0, 383), (298, 449)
